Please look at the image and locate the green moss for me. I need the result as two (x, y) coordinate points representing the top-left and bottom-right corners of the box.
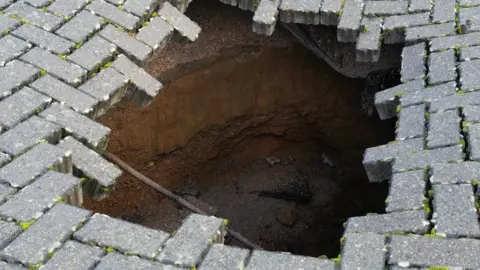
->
(388, 140), (399, 144)
(459, 139), (466, 148)
(57, 54), (67, 60)
(105, 247), (116, 253)
(428, 267), (449, 270)
(396, 105), (401, 113)
(152, 12), (158, 17)
(75, 42), (83, 49)
(65, 16), (71, 21)
(395, 91), (406, 98)
(117, 4), (124, 10)
(19, 220), (36, 231)
(339, 237), (344, 246)
(425, 112), (431, 119)
(39, 70), (47, 76)
(331, 254), (341, 263)
(48, 165), (56, 171)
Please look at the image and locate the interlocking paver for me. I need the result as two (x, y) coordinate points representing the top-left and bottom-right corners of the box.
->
(337, 0), (364, 42)
(427, 109), (462, 149)
(363, 1), (408, 16)
(430, 31), (480, 52)
(460, 45), (480, 61)
(86, 0), (140, 31)
(399, 81), (457, 108)
(431, 162), (480, 184)
(0, 183), (16, 203)
(0, 221), (21, 250)
(4, 2), (64, 31)
(246, 250), (337, 270)
(158, 2), (201, 42)
(0, 261), (26, 269)
(392, 145), (464, 172)
(47, 0), (89, 18)
(0, 35), (31, 66)
(198, 244), (250, 270)
(459, 59), (480, 91)
(430, 91), (480, 112)
(0, 59), (39, 99)
(122, 0), (158, 18)
(345, 210), (430, 234)
(466, 122), (480, 160)
(463, 105), (480, 122)
(320, 0), (343, 25)
(383, 13), (430, 44)
(55, 10), (105, 44)
(432, 0), (456, 23)
(356, 17), (382, 63)
(340, 233), (386, 270)
(386, 170), (426, 212)
(253, 0), (281, 36)
(136, 16), (174, 50)
(0, 14), (21, 36)
(95, 252), (181, 270)
(405, 22), (455, 43)
(428, 49), (456, 85)
(12, 24), (75, 55)
(68, 35), (116, 72)
(401, 43), (426, 82)
(23, 0), (49, 8)
(396, 103), (425, 140)
(278, 0), (322, 25)
(41, 240), (105, 270)
(375, 79), (425, 119)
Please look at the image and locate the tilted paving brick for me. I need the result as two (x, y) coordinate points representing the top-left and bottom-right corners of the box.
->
(41, 240), (105, 270)
(98, 24), (152, 64)
(392, 145), (464, 173)
(428, 49), (456, 85)
(388, 235), (480, 269)
(158, 2), (201, 42)
(356, 17), (382, 63)
(0, 14), (21, 36)
(0, 183), (16, 203)
(4, 2), (64, 32)
(429, 91), (480, 112)
(86, 0), (140, 32)
(386, 170), (426, 213)
(0, 115), (61, 157)
(198, 244), (250, 270)
(363, 138), (424, 182)
(405, 23), (455, 44)
(337, 0), (364, 42)
(57, 136), (122, 196)
(47, 0), (89, 18)
(383, 13), (430, 44)
(0, 143), (72, 188)
(111, 54), (162, 106)
(460, 45), (480, 61)
(74, 213), (169, 258)
(0, 170), (81, 222)
(23, 0), (49, 8)
(432, 0), (456, 23)
(96, 252), (181, 270)
(12, 24), (75, 55)
(409, 0), (431, 12)
(432, 184), (480, 238)
(0, 221), (21, 250)
(462, 105), (480, 122)
(237, 0), (256, 12)
(363, 1), (408, 16)
(401, 43), (426, 83)
(0, 59), (39, 99)
(466, 122), (480, 160)
(157, 213), (225, 267)
(136, 17), (174, 50)
(122, 0), (158, 18)
(278, 0), (321, 25)
(246, 250), (337, 270)
(399, 81), (457, 108)
(68, 35), (117, 72)
(396, 104), (425, 140)
(320, 0), (342, 26)
(0, 86), (51, 129)
(0, 203), (91, 267)
(430, 31), (480, 52)
(0, 35), (31, 66)
(21, 47), (87, 86)
(30, 75), (98, 115)
(168, 0), (193, 13)
(345, 210), (430, 234)
(427, 109), (462, 149)
(252, 0), (281, 36)
(375, 79), (425, 120)
(55, 10), (105, 44)
(340, 233), (386, 270)
(39, 103), (110, 151)
(459, 59), (480, 91)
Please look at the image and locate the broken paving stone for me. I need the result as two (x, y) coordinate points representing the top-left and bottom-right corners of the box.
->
(266, 156), (280, 166)
(182, 195), (218, 216)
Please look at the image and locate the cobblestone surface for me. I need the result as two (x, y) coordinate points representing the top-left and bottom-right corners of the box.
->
(0, 0), (477, 268)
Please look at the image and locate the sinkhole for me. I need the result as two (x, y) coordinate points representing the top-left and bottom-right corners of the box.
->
(84, 0), (398, 258)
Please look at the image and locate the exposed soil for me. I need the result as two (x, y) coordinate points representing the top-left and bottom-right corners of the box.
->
(84, 0), (396, 258)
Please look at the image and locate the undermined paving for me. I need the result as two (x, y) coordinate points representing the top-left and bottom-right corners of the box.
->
(0, 0), (477, 269)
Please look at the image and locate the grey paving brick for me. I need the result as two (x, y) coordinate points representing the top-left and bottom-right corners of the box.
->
(430, 31), (480, 52)
(460, 0), (480, 6)
(356, 17), (382, 63)
(0, 183), (16, 203)
(459, 59), (480, 91)
(23, 0), (49, 8)
(383, 13), (430, 44)
(98, 24), (152, 64)
(0, 170), (81, 222)
(78, 67), (129, 116)
(0, 35), (31, 66)
(0, 115), (61, 156)
(340, 233), (386, 270)
(86, 0), (140, 31)
(253, 0), (281, 36)
(96, 252), (180, 270)
(104, 0), (124, 6)
(0, 221), (21, 250)
(41, 240), (105, 270)
(74, 215), (169, 258)
(136, 17), (173, 50)
(278, 0), (321, 25)
(459, 6), (480, 26)
(363, 137), (424, 182)
(401, 43), (426, 82)
(466, 122), (480, 160)
(405, 23), (455, 44)
(386, 170), (426, 212)
(198, 244), (250, 270)
(396, 104), (425, 140)
(392, 145), (465, 173)
(337, 0), (364, 42)
(246, 250), (337, 270)
(30, 75), (98, 115)
(0, 59), (39, 99)
(47, 0), (89, 18)
(428, 49), (456, 85)
(111, 54), (162, 106)
(388, 235), (480, 269)
(157, 213), (225, 267)
(432, 0), (456, 23)
(363, 1), (408, 16)
(399, 81), (457, 108)
(409, 0), (431, 12)
(55, 10), (104, 44)
(460, 45), (480, 61)
(432, 184), (480, 238)
(346, 210), (430, 234)
(0, 143), (72, 188)
(21, 47), (87, 86)
(68, 36), (116, 72)
(168, 0), (193, 13)
(463, 105), (480, 122)
(4, 2), (64, 32)
(57, 136), (121, 194)
(122, 0), (158, 18)
(429, 91), (480, 112)
(0, 261), (26, 270)
(0, 152), (10, 167)
(158, 2), (201, 42)
(319, 0), (341, 25)
(0, 203), (91, 267)
(0, 86), (51, 129)
(427, 110), (462, 149)
(374, 79), (425, 120)
(12, 24), (74, 55)
(0, 14), (21, 36)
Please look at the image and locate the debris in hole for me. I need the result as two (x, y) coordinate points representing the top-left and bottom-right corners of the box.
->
(266, 156), (281, 166)
(274, 203), (297, 227)
(175, 186), (201, 197)
(258, 177), (311, 203)
(321, 153), (335, 167)
(182, 195), (218, 215)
